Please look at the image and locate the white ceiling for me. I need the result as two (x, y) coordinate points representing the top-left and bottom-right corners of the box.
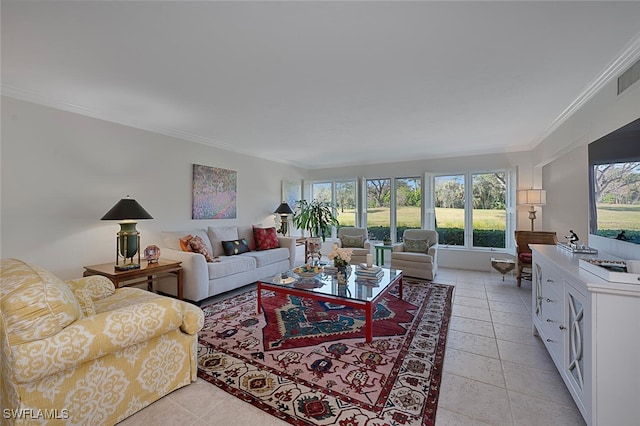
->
(3, 1), (640, 169)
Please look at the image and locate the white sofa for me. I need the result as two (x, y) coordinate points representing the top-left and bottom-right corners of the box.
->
(157, 226), (296, 303)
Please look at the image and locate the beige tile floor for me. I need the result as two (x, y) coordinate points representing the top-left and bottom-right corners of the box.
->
(118, 267), (586, 426)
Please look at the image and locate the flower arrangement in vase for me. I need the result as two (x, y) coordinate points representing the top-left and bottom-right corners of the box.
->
(328, 243), (352, 267)
(328, 243), (353, 284)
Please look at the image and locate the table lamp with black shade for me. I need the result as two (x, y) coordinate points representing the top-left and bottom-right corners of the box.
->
(101, 196), (153, 270)
(274, 201), (294, 236)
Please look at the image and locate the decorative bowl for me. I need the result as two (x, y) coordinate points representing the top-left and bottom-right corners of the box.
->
(294, 265), (322, 278)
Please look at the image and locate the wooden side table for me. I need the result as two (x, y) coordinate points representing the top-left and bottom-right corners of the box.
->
(83, 259), (183, 300)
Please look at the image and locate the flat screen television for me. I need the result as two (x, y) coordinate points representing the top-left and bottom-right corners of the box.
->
(588, 117), (640, 259)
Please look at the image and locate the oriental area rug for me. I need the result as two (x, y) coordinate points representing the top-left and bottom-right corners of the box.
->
(197, 278), (454, 426)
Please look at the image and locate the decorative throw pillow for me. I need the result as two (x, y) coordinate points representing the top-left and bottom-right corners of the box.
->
(66, 276), (115, 300)
(253, 226), (280, 250)
(207, 226), (239, 257)
(179, 235), (193, 252)
(519, 252), (532, 263)
(73, 287), (96, 317)
(341, 234), (364, 248)
(221, 238), (251, 256)
(404, 238), (430, 253)
(187, 235), (215, 262)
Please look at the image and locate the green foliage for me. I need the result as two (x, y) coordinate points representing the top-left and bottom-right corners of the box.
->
(435, 227), (465, 245)
(596, 229), (640, 244)
(435, 227), (506, 247)
(473, 173), (506, 209)
(367, 226), (390, 241)
(367, 179), (391, 208)
(594, 162), (640, 204)
(473, 229), (506, 248)
(336, 181), (356, 211)
(396, 178), (421, 207)
(435, 173), (506, 210)
(292, 199), (339, 241)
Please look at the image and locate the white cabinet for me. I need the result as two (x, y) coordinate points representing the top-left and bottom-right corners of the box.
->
(531, 245), (640, 426)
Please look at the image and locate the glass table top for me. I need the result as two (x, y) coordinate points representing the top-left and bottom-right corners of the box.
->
(260, 266), (402, 303)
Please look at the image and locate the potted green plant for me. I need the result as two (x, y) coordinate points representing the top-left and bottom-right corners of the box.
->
(292, 199), (339, 265)
(292, 199), (339, 241)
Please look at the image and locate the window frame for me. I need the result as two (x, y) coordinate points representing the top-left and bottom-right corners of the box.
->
(430, 169), (515, 251)
(303, 168), (515, 252)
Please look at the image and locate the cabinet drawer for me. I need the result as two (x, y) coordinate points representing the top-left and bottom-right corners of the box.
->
(541, 294), (563, 342)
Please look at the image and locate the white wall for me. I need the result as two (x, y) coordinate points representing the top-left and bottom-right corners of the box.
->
(3, 74), (639, 280)
(1, 96), (305, 279)
(535, 75), (640, 260)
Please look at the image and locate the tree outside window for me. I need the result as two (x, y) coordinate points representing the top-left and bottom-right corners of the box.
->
(367, 179), (391, 241)
(472, 172), (506, 248)
(435, 175), (465, 246)
(396, 177), (421, 241)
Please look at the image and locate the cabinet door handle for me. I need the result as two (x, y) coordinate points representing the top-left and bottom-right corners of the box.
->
(546, 298), (553, 303)
(546, 279), (554, 283)
(546, 338), (555, 343)
(559, 325), (566, 330)
(546, 319), (554, 323)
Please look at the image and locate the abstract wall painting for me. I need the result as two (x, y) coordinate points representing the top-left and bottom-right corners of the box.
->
(192, 164), (237, 219)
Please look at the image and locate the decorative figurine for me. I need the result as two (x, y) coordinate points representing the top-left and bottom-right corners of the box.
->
(616, 230), (628, 241)
(144, 245), (161, 263)
(566, 230), (579, 245)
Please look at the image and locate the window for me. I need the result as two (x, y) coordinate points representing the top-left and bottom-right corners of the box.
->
(366, 179), (391, 241)
(395, 177), (421, 241)
(336, 180), (357, 229)
(311, 182), (331, 203)
(433, 171), (510, 249)
(310, 180), (356, 234)
(472, 172), (506, 248)
(434, 175), (465, 246)
(305, 170), (512, 251)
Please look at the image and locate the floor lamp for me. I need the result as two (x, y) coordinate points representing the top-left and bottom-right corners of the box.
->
(517, 189), (547, 231)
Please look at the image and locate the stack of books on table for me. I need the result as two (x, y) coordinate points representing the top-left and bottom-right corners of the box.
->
(355, 265), (384, 284)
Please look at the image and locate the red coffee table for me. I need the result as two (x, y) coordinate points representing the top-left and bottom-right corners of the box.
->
(257, 266), (403, 343)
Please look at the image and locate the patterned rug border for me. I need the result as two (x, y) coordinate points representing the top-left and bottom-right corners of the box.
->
(197, 279), (454, 426)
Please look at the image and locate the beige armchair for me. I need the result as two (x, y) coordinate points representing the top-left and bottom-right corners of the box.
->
(390, 229), (438, 280)
(336, 227), (371, 265)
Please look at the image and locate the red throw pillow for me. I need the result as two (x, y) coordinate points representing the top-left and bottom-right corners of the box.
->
(253, 227), (280, 250)
(519, 252), (532, 263)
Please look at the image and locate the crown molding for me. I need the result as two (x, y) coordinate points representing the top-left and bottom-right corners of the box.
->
(4, 30), (640, 170)
(531, 30), (640, 148)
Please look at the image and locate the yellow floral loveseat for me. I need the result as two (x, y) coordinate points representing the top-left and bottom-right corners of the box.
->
(0, 258), (204, 425)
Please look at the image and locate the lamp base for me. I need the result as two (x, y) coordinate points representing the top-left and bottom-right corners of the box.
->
(528, 206), (538, 231)
(115, 224), (141, 270)
(278, 215), (289, 236)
